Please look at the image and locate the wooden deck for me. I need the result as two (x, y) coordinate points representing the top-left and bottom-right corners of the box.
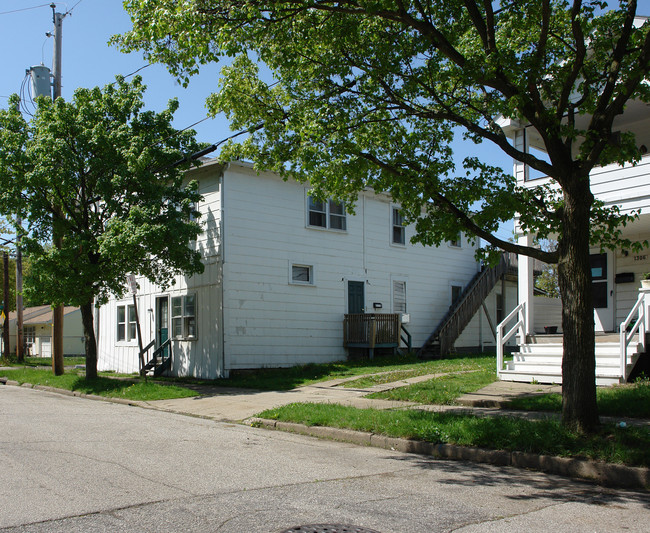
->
(343, 313), (400, 358)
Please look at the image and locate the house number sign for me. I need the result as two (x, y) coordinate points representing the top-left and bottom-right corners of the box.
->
(634, 255), (648, 261)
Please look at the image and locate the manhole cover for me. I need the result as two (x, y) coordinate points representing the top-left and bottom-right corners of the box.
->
(280, 526), (381, 533)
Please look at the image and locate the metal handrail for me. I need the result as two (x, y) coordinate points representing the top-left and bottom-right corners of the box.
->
(619, 291), (647, 380)
(496, 302), (526, 376)
(400, 324), (412, 352)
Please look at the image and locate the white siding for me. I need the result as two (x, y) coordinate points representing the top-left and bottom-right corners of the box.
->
(220, 163), (483, 369)
(98, 159), (519, 375)
(455, 280), (519, 351)
(97, 163), (225, 379)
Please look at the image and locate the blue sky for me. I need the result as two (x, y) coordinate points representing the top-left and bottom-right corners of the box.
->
(0, 0), (514, 240)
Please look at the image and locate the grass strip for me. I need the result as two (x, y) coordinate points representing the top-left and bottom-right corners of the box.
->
(366, 368), (496, 404)
(1, 356), (86, 367)
(0, 367), (198, 401)
(341, 354), (495, 389)
(212, 353), (496, 391)
(258, 402), (650, 467)
(504, 380), (650, 418)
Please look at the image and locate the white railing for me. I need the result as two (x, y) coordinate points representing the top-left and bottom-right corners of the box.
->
(619, 290), (648, 380)
(496, 302), (526, 376)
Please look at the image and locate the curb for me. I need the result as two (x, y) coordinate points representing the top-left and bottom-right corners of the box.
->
(248, 417), (650, 491)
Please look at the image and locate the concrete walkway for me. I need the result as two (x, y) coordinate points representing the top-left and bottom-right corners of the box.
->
(137, 373), (555, 422)
(135, 374), (650, 429)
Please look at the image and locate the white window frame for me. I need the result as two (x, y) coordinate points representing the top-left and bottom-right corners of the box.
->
(289, 263), (315, 286)
(391, 206), (406, 246)
(24, 325), (36, 344)
(448, 232), (462, 248)
(306, 193), (347, 231)
(171, 294), (197, 340)
(116, 303), (137, 343)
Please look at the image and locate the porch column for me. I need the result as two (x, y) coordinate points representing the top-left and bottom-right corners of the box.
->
(518, 233), (535, 336)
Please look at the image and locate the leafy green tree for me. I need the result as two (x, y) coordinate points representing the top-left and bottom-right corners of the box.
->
(0, 77), (204, 379)
(534, 239), (560, 298)
(116, 1), (650, 432)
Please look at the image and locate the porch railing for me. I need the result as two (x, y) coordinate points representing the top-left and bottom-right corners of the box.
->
(620, 291), (648, 380)
(496, 302), (526, 376)
(343, 313), (400, 359)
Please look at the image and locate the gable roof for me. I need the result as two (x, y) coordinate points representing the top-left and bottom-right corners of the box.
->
(7, 305), (80, 326)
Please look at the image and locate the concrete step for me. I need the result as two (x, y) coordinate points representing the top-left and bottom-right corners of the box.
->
(518, 342), (641, 357)
(498, 369), (625, 386)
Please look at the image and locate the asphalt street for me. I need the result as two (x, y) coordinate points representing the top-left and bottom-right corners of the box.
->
(1, 385), (648, 532)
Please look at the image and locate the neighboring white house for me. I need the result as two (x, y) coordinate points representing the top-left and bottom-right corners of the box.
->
(96, 160), (516, 379)
(3, 305), (85, 357)
(496, 89), (650, 385)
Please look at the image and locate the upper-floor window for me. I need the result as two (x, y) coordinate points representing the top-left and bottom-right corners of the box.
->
(308, 196), (346, 231)
(392, 207), (405, 245)
(448, 232), (462, 248)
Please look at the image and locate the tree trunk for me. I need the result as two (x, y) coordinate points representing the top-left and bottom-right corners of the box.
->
(557, 181), (599, 433)
(80, 300), (98, 380)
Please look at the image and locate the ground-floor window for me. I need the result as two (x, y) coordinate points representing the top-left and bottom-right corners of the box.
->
(171, 294), (197, 339)
(117, 304), (137, 342)
(392, 280), (407, 313)
(24, 326), (35, 344)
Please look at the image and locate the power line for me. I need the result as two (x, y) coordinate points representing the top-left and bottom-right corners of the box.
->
(0, 3), (51, 16)
(66, 0), (85, 15)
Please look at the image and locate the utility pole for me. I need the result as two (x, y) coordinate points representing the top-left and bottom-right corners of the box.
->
(3, 252), (10, 360)
(15, 219), (23, 362)
(51, 3), (65, 375)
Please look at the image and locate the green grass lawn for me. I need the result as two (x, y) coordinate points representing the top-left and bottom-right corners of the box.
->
(211, 353), (496, 391)
(258, 402), (650, 467)
(504, 379), (650, 418)
(0, 367), (198, 401)
(1, 356), (86, 367)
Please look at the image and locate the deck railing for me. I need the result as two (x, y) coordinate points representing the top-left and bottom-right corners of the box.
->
(620, 291), (648, 380)
(343, 313), (400, 359)
(496, 302), (526, 376)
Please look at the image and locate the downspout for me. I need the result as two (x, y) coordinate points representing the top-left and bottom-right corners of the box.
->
(219, 165), (227, 377)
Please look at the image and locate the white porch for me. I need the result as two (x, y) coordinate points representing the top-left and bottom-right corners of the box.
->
(496, 290), (649, 385)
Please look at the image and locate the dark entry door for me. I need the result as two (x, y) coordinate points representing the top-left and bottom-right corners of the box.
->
(348, 281), (365, 314)
(156, 297), (169, 357)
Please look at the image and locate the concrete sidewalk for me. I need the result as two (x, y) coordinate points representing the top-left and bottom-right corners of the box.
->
(135, 374), (561, 423)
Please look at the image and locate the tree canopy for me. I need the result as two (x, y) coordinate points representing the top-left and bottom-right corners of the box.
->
(116, 0), (650, 432)
(0, 76), (204, 377)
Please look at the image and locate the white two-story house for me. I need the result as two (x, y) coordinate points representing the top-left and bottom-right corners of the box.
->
(96, 160), (516, 379)
(496, 95), (650, 385)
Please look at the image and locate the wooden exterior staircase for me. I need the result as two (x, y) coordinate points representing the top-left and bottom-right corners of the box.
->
(140, 338), (172, 377)
(417, 255), (510, 358)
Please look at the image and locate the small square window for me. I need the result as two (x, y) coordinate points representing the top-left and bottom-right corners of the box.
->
(291, 264), (313, 285)
(449, 232), (462, 248)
